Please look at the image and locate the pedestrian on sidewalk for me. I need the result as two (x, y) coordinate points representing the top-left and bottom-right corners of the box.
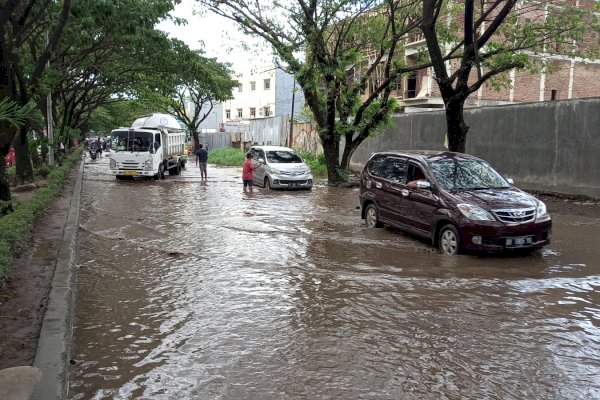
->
(197, 144), (208, 180)
(242, 153), (261, 193)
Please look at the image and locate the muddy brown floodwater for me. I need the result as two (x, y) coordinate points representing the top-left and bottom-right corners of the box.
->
(69, 155), (600, 399)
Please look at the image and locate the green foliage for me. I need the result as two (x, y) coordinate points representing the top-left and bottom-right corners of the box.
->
(208, 147), (247, 166)
(295, 150), (327, 178)
(35, 163), (52, 179)
(0, 147), (82, 282)
(6, 167), (16, 182)
(0, 98), (44, 129)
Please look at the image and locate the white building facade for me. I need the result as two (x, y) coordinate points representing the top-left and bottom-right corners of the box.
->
(220, 64), (304, 123)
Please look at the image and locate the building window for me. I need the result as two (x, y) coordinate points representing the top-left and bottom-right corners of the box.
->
(225, 109), (231, 119)
(250, 107), (256, 118)
(263, 106), (271, 117)
(250, 81), (256, 91)
(238, 84), (243, 92)
(237, 108), (243, 118)
(264, 79), (271, 90)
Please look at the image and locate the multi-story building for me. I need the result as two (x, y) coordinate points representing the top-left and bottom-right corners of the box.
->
(220, 64), (304, 122)
(368, 1), (600, 112)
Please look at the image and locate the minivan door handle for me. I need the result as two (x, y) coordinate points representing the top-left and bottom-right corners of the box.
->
(401, 189), (409, 197)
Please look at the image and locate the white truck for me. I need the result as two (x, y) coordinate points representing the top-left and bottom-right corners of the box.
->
(109, 113), (188, 180)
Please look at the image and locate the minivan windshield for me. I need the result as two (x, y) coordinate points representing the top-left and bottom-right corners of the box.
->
(266, 150), (302, 163)
(429, 159), (509, 191)
(111, 130), (153, 152)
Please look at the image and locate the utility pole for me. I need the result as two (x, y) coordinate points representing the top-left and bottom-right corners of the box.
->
(45, 30), (54, 166)
(288, 77), (296, 147)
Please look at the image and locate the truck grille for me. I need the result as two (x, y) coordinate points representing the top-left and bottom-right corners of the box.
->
(120, 161), (143, 171)
(492, 208), (535, 224)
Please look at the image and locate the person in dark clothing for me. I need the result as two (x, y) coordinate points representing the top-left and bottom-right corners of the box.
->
(197, 144), (208, 180)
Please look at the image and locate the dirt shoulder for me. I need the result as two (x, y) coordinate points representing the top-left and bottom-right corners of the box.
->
(536, 193), (600, 219)
(0, 165), (79, 370)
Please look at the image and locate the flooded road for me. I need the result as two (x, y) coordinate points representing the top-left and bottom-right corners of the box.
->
(69, 155), (600, 399)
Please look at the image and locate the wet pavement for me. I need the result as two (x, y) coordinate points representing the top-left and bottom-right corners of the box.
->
(69, 154), (600, 399)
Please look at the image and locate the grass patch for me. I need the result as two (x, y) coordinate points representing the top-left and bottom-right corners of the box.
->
(296, 150), (327, 178)
(208, 146), (328, 178)
(0, 147), (83, 282)
(208, 147), (247, 167)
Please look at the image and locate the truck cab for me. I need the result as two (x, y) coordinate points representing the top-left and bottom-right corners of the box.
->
(109, 113), (187, 180)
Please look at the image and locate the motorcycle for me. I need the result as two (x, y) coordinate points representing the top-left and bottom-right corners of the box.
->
(89, 141), (102, 160)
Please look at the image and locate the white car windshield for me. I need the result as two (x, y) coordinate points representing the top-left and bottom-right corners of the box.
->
(430, 159), (509, 191)
(266, 151), (302, 163)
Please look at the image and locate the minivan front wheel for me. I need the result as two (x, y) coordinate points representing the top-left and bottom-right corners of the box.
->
(439, 224), (460, 255)
(365, 204), (383, 228)
(264, 177), (271, 190)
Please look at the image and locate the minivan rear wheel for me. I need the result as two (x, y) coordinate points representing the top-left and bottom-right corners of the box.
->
(439, 224), (460, 255)
(365, 204), (383, 228)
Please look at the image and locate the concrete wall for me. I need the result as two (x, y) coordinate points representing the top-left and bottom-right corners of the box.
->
(349, 98), (600, 198)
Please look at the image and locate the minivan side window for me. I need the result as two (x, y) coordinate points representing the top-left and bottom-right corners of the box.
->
(367, 155), (388, 177)
(368, 156), (407, 183)
(380, 157), (407, 183)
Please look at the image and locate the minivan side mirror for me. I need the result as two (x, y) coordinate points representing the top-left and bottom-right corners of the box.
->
(416, 180), (431, 190)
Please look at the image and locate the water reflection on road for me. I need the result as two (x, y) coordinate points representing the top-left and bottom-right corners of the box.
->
(69, 155), (600, 399)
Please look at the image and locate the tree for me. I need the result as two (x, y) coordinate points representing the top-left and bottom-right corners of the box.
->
(420, 0), (594, 153)
(200, 0), (429, 184)
(161, 47), (238, 151)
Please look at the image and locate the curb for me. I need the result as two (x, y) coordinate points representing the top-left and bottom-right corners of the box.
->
(31, 160), (84, 400)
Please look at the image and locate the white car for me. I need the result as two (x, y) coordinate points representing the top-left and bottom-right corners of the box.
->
(249, 146), (313, 190)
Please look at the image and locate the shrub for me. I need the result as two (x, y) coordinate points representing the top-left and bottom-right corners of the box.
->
(208, 147), (247, 166)
(35, 163), (52, 178)
(0, 147), (82, 282)
(7, 166), (15, 182)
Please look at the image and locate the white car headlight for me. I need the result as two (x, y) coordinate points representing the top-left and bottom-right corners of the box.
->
(457, 204), (495, 221)
(536, 200), (548, 220)
(270, 168), (281, 174)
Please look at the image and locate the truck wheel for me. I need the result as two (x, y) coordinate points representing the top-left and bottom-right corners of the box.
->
(161, 162), (167, 179)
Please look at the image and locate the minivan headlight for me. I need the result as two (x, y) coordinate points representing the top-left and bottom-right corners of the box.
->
(536, 200), (548, 220)
(457, 204), (495, 221)
(270, 168), (281, 174)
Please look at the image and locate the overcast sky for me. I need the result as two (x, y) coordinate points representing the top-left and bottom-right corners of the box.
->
(156, 0), (272, 67)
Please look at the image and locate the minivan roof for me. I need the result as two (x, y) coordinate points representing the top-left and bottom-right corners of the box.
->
(371, 150), (484, 164)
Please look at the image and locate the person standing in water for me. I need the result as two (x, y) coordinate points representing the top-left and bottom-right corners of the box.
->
(242, 153), (261, 193)
(197, 144), (208, 180)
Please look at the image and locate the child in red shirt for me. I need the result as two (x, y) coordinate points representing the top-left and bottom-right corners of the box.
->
(242, 153), (261, 193)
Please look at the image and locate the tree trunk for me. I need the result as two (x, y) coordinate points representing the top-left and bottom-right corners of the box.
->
(340, 132), (357, 170)
(0, 153), (12, 211)
(0, 31), (15, 203)
(445, 99), (469, 153)
(13, 126), (34, 185)
(322, 135), (343, 185)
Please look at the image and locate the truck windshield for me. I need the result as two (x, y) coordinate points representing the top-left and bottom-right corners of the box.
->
(111, 130), (153, 152)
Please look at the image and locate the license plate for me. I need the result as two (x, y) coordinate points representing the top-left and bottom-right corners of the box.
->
(123, 170), (138, 176)
(289, 183), (298, 188)
(506, 236), (533, 247)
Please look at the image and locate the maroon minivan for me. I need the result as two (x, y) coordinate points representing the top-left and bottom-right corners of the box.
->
(359, 151), (552, 255)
